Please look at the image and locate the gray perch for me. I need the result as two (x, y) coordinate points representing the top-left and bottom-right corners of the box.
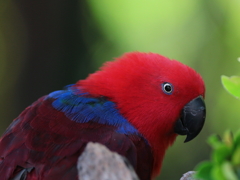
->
(77, 142), (139, 180)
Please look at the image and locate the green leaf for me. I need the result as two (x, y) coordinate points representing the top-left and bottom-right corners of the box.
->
(207, 134), (222, 149)
(195, 161), (213, 180)
(236, 168), (240, 179)
(212, 144), (231, 164)
(233, 129), (240, 146)
(231, 146), (240, 165)
(211, 165), (226, 180)
(223, 130), (233, 147)
(221, 75), (240, 99)
(222, 161), (238, 180)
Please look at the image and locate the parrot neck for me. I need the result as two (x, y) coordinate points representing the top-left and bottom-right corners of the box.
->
(147, 131), (177, 177)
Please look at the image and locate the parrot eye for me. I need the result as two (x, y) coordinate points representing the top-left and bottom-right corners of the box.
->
(162, 82), (173, 95)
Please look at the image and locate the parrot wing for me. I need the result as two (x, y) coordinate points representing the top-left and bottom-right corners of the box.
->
(0, 87), (153, 180)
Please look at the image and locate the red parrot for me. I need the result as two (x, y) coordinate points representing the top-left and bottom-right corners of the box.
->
(0, 52), (206, 180)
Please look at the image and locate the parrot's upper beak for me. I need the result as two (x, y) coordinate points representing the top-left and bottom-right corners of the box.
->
(174, 96), (206, 143)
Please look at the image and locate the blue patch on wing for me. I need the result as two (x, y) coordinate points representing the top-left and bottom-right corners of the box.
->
(48, 86), (139, 135)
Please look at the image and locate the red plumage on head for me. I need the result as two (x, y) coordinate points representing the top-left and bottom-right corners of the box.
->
(77, 52), (205, 177)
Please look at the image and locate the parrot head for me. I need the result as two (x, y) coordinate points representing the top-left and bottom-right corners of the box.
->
(78, 52), (206, 176)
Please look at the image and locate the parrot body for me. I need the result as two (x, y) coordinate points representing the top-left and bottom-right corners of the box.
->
(0, 52), (206, 180)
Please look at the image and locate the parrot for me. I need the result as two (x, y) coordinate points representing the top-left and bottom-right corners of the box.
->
(0, 52), (206, 180)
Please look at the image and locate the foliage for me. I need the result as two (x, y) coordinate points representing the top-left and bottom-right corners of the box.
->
(221, 58), (240, 99)
(195, 130), (240, 180)
(221, 75), (240, 99)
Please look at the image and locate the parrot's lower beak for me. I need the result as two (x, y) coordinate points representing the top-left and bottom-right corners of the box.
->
(174, 96), (206, 143)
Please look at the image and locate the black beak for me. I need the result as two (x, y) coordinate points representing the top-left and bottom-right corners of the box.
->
(174, 96), (206, 143)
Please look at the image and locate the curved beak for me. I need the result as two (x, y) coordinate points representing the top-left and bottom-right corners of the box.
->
(174, 96), (206, 143)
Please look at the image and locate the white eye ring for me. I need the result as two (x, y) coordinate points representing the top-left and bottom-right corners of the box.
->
(162, 82), (173, 95)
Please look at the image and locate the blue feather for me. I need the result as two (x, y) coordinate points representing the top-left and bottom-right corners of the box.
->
(48, 85), (139, 135)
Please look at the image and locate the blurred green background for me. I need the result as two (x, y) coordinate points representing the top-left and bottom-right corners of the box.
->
(1, 0), (240, 179)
